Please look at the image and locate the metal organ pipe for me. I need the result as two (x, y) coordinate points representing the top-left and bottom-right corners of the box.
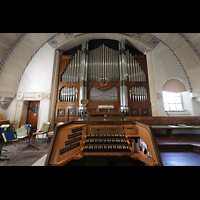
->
(59, 86), (78, 102)
(59, 48), (83, 103)
(61, 43), (146, 85)
(129, 86), (148, 102)
(79, 41), (89, 117)
(87, 44), (119, 82)
(129, 53), (133, 82)
(119, 42), (128, 115)
(125, 54), (146, 82)
(118, 43), (123, 113)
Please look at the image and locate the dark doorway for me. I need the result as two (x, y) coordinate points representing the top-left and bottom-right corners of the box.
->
(26, 101), (40, 130)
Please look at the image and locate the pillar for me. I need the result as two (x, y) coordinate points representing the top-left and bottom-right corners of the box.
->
(48, 50), (61, 131)
(146, 50), (159, 116)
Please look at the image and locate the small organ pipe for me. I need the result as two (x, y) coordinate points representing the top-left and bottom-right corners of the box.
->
(67, 87), (69, 102)
(70, 87), (73, 102)
(59, 86), (79, 102)
(75, 87), (78, 102)
(129, 86), (148, 102)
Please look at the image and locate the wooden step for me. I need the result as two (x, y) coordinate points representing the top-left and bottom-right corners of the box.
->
(158, 144), (193, 152)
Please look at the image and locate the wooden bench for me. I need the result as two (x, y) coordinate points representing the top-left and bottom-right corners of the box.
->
(151, 125), (200, 137)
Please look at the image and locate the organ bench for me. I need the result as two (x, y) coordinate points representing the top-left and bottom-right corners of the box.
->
(45, 117), (163, 166)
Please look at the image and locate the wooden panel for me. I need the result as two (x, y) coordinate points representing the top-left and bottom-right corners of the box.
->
(124, 124), (137, 135)
(134, 122), (163, 166)
(87, 124), (124, 134)
(56, 105), (79, 123)
(48, 123), (87, 166)
(59, 55), (71, 82)
(125, 116), (200, 126)
(55, 56), (80, 122)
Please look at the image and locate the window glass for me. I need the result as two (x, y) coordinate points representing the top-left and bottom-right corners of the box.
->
(163, 91), (183, 111)
(176, 104), (183, 111)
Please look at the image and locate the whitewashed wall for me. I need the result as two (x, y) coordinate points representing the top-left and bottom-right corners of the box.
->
(151, 42), (200, 116)
(13, 43), (55, 129)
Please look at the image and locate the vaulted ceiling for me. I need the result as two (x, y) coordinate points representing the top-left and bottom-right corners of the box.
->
(0, 33), (200, 99)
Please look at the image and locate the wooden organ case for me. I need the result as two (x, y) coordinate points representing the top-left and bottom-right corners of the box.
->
(56, 55), (80, 122)
(55, 40), (152, 123)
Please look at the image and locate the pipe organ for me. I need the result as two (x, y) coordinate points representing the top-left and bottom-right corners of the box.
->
(56, 40), (152, 122)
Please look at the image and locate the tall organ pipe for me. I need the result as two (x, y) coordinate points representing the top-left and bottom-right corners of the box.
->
(118, 42), (123, 112)
(120, 42), (128, 116)
(79, 41), (88, 117)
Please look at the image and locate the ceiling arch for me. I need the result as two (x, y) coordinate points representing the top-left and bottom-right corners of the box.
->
(0, 33), (200, 99)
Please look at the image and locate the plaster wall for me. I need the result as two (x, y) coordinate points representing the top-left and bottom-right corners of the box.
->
(13, 43), (55, 129)
(152, 42), (200, 116)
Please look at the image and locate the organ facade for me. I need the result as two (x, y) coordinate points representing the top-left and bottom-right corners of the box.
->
(55, 40), (151, 123)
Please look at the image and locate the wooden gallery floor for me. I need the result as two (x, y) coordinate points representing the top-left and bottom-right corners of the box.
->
(1, 133), (200, 166)
(156, 133), (200, 166)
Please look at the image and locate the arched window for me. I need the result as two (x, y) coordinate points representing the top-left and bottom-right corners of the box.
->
(162, 78), (186, 111)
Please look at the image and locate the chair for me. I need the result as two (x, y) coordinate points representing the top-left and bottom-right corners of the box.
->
(44, 122), (64, 148)
(34, 122), (50, 139)
(0, 130), (16, 161)
(13, 127), (29, 158)
(21, 125), (30, 135)
(16, 127), (28, 139)
(1, 124), (15, 134)
(0, 124), (10, 132)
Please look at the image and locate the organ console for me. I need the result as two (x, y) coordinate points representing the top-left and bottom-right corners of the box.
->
(45, 114), (163, 166)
